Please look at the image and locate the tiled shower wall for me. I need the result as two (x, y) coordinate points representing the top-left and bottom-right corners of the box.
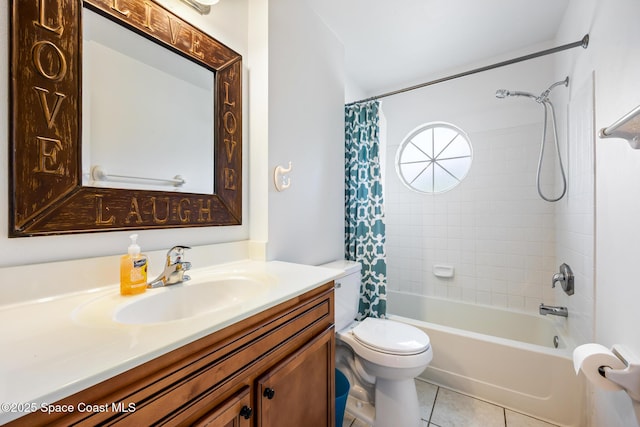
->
(553, 73), (595, 345)
(385, 122), (559, 313)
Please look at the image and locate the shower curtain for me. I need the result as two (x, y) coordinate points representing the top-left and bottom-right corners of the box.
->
(344, 100), (387, 319)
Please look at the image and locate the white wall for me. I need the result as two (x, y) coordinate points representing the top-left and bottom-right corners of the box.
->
(248, 0), (270, 256)
(0, 0), (250, 267)
(345, 74), (367, 104)
(264, 0), (345, 265)
(383, 55), (562, 313)
(557, 0), (640, 425)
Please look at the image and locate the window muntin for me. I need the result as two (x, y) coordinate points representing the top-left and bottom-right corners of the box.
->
(395, 122), (472, 194)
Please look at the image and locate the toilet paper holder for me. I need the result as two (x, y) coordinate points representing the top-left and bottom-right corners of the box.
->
(601, 345), (640, 402)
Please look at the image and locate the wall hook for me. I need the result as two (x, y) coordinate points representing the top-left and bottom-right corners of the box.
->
(274, 162), (293, 192)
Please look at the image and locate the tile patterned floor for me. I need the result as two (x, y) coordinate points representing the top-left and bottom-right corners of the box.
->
(342, 379), (559, 427)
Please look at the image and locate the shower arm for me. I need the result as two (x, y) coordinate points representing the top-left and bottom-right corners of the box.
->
(496, 77), (569, 104)
(538, 77), (570, 102)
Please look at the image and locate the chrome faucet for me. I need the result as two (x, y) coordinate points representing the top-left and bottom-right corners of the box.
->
(539, 303), (568, 317)
(148, 245), (192, 288)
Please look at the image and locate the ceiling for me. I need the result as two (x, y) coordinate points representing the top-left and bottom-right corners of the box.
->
(309, 0), (570, 99)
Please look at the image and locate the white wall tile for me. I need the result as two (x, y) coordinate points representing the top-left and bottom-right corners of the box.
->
(381, 59), (577, 317)
(384, 125), (558, 313)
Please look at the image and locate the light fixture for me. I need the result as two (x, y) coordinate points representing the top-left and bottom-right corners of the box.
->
(181, 0), (219, 15)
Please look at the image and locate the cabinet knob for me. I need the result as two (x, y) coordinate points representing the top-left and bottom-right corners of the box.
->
(263, 387), (276, 400)
(239, 405), (252, 419)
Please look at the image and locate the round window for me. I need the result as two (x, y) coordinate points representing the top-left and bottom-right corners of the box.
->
(395, 122), (472, 194)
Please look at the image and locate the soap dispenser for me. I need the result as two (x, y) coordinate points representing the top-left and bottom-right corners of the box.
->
(120, 234), (148, 296)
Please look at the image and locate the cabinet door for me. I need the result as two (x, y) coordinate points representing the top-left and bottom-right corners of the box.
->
(256, 328), (335, 427)
(192, 387), (253, 427)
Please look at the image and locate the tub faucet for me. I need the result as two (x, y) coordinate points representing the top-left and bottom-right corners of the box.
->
(539, 303), (568, 317)
(148, 245), (191, 288)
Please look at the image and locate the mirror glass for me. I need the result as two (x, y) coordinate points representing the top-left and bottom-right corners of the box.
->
(81, 8), (215, 194)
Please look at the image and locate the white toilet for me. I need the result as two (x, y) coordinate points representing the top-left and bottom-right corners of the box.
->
(323, 260), (433, 427)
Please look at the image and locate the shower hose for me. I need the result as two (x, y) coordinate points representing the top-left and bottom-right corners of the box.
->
(537, 99), (567, 202)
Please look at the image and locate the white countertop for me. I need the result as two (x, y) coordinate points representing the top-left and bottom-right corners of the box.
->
(0, 259), (341, 424)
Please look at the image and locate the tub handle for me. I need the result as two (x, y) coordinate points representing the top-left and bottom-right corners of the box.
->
(552, 263), (574, 296)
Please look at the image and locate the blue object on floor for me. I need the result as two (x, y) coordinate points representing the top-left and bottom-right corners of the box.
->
(335, 368), (350, 426)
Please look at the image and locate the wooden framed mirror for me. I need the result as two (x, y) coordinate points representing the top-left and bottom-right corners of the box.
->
(9, 0), (242, 237)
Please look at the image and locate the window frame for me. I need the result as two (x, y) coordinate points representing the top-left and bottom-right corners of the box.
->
(395, 121), (473, 194)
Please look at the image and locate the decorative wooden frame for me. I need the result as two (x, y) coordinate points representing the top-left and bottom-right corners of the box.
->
(9, 0), (242, 237)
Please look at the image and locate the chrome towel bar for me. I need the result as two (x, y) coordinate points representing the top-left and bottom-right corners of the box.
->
(90, 165), (186, 187)
(599, 104), (640, 149)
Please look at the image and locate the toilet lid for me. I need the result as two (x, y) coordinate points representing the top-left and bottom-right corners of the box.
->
(352, 317), (430, 355)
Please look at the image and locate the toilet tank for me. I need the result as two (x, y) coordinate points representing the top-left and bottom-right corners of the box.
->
(321, 260), (361, 331)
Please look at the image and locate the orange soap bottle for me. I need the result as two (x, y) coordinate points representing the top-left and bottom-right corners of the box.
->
(120, 234), (148, 296)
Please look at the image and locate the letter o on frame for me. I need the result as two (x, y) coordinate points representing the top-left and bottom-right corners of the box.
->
(223, 111), (237, 135)
(32, 41), (68, 81)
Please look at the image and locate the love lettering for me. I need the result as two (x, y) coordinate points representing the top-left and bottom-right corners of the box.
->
(107, 0), (208, 62)
(222, 80), (238, 190)
(32, 0), (69, 177)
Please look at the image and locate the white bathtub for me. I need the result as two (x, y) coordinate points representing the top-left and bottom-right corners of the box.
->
(387, 291), (585, 427)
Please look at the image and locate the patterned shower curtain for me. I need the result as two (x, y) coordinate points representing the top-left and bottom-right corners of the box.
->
(344, 100), (387, 319)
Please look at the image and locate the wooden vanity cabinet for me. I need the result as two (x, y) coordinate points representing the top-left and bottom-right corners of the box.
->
(7, 282), (335, 427)
(256, 328), (334, 426)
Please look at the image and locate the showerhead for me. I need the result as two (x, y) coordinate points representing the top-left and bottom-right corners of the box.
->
(495, 89), (509, 99)
(497, 77), (570, 103)
(495, 89), (537, 100)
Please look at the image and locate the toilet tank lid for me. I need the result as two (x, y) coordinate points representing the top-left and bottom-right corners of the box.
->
(319, 260), (361, 276)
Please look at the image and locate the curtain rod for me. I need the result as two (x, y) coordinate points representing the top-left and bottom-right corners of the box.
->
(346, 34), (590, 107)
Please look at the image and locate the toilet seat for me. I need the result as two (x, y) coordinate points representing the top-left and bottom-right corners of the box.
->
(352, 317), (430, 356)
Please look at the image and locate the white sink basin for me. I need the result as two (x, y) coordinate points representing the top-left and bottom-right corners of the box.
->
(115, 277), (270, 324)
(73, 272), (277, 326)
